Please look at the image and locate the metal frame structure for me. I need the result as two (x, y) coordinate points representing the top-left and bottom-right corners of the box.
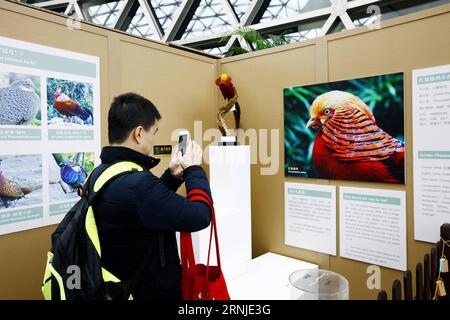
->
(21, 0), (449, 56)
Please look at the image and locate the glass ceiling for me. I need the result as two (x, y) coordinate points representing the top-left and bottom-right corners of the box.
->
(230, 0), (252, 19)
(27, 0), (448, 56)
(151, 0), (183, 32)
(88, 0), (125, 28)
(182, 0), (234, 40)
(127, 6), (155, 38)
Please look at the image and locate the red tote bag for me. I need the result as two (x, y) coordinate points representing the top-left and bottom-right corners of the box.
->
(180, 190), (230, 300)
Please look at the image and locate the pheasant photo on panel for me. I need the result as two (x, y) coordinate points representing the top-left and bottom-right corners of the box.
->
(47, 78), (94, 126)
(0, 72), (41, 126)
(284, 73), (405, 184)
(49, 152), (94, 203)
(0, 154), (42, 210)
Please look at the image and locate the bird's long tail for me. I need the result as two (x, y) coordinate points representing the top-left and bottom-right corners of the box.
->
(233, 102), (241, 129)
(21, 187), (32, 195)
(84, 107), (93, 121)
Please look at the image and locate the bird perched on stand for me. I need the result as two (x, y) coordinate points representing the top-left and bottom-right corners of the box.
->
(0, 79), (39, 125)
(53, 87), (92, 123)
(215, 73), (241, 136)
(0, 168), (32, 208)
(306, 90), (404, 183)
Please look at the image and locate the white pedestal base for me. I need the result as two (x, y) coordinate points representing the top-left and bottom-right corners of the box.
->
(192, 145), (251, 281)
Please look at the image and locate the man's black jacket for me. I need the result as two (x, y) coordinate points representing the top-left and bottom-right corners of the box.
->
(89, 146), (212, 300)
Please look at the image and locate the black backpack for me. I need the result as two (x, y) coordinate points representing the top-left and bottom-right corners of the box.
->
(42, 161), (159, 300)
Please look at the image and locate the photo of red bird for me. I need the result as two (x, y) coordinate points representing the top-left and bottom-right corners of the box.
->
(284, 72), (405, 184)
(53, 87), (92, 123)
(215, 73), (241, 136)
(306, 91), (404, 183)
(47, 78), (94, 126)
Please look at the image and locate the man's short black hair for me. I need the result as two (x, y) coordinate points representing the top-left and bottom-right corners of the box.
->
(108, 92), (161, 144)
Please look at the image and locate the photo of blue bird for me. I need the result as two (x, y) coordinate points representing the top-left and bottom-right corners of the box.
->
(60, 160), (87, 188)
(52, 153), (92, 193)
(49, 152), (94, 202)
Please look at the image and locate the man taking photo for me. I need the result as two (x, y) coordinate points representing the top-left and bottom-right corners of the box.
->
(89, 92), (211, 300)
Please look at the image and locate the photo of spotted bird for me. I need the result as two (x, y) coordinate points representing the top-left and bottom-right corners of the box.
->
(306, 90), (404, 183)
(0, 170), (32, 208)
(0, 79), (40, 125)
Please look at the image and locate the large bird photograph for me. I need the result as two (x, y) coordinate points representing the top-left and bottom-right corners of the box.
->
(47, 78), (94, 126)
(0, 72), (41, 126)
(49, 152), (94, 202)
(0, 155), (42, 210)
(284, 73), (405, 184)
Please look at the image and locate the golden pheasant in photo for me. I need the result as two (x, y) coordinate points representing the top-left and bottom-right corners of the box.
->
(306, 90), (404, 183)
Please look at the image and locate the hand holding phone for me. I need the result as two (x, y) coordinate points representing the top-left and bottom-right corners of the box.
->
(178, 130), (189, 156)
(176, 136), (203, 169)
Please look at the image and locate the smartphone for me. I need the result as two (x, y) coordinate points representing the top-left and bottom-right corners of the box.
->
(178, 130), (189, 156)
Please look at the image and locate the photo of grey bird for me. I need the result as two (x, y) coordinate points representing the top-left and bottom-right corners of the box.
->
(0, 79), (40, 125)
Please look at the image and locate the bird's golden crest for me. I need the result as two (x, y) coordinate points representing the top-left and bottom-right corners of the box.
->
(310, 91), (370, 118)
(307, 90), (403, 162)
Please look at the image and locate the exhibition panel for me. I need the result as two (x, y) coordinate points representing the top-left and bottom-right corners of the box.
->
(219, 3), (450, 299)
(0, 0), (449, 301)
(0, 0), (218, 299)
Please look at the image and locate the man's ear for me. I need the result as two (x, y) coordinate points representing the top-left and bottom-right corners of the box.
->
(134, 126), (143, 144)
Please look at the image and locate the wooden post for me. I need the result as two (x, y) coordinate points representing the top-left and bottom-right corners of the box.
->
(392, 279), (402, 300)
(403, 270), (413, 300)
(438, 223), (450, 300)
(431, 247), (438, 295)
(415, 263), (423, 300)
(377, 290), (387, 300)
(424, 254), (431, 300)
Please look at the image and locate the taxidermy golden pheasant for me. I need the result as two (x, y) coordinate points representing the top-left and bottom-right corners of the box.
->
(215, 73), (241, 136)
(306, 90), (404, 183)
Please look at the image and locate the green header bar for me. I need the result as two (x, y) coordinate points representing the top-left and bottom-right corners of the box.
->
(49, 129), (94, 140)
(0, 207), (43, 225)
(418, 151), (450, 159)
(0, 44), (96, 78)
(343, 193), (400, 206)
(288, 188), (332, 199)
(49, 202), (76, 216)
(417, 72), (450, 84)
(0, 128), (41, 140)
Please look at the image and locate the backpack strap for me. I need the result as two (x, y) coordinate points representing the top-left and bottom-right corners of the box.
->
(83, 161), (167, 295)
(84, 161), (144, 260)
(89, 161), (144, 199)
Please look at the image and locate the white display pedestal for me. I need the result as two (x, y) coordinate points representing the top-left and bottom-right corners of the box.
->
(227, 252), (318, 300)
(191, 144), (252, 282)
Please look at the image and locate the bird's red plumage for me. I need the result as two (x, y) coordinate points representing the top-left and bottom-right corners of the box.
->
(53, 90), (91, 120)
(312, 106), (404, 183)
(54, 98), (80, 116)
(215, 76), (235, 100)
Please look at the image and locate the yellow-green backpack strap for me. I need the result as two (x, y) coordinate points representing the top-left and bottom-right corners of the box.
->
(84, 161), (143, 264)
(85, 161), (143, 300)
(93, 161), (144, 192)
